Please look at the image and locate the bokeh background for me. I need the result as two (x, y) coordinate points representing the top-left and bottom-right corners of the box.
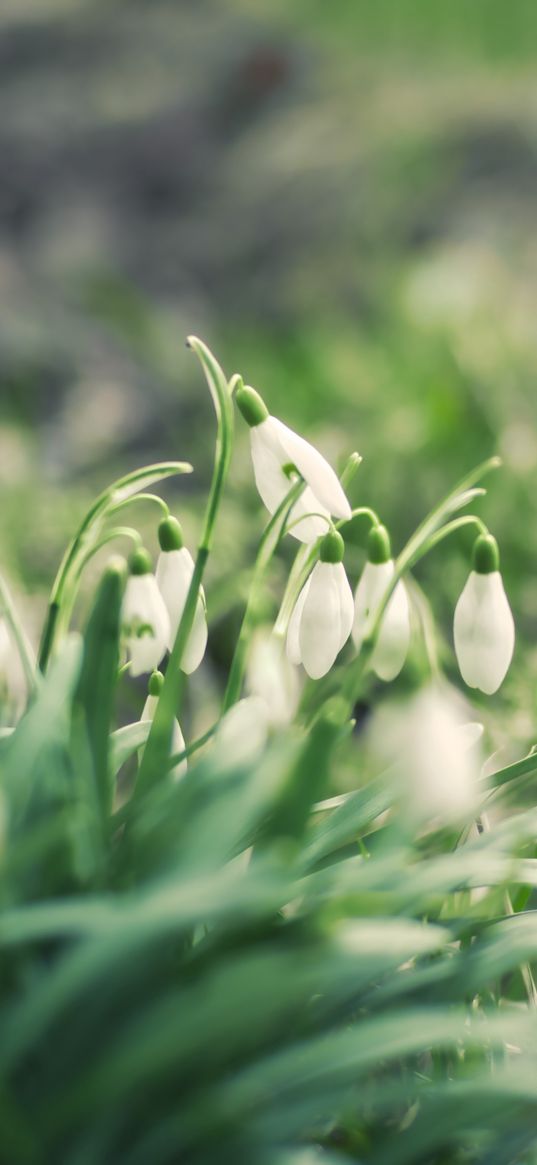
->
(1, 0), (537, 738)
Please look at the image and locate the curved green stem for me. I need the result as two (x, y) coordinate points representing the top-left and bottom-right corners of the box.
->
(77, 527), (142, 573)
(420, 514), (488, 556)
(106, 493), (170, 520)
(284, 510), (332, 536)
(38, 461), (192, 673)
(223, 477), (306, 712)
(134, 339), (234, 796)
(0, 572), (36, 697)
(337, 505), (380, 529)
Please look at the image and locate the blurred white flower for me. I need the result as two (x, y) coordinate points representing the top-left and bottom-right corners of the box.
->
(369, 683), (483, 825)
(353, 563), (410, 682)
(236, 385), (351, 543)
(454, 535), (514, 695)
(287, 531), (353, 679)
(156, 517), (207, 675)
(122, 550), (170, 677)
(214, 696), (270, 766)
(245, 627), (300, 726)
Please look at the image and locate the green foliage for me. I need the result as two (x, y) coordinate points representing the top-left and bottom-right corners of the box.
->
(1, 613), (537, 1161)
(0, 337), (536, 1164)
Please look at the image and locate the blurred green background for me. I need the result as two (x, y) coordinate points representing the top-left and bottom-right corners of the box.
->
(1, 0), (537, 735)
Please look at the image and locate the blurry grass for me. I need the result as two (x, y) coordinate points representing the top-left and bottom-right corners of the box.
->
(273, 0), (537, 64)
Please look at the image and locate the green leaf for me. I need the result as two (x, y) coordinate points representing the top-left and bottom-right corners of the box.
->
(73, 560), (126, 821)
(3, 636), (83, 828)
(103, 460), (193, 508)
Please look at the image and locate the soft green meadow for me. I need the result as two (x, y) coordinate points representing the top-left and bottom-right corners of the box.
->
(1, 338), (537, 1164)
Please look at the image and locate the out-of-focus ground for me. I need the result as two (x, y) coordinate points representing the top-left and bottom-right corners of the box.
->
(1, 0), (537, 735)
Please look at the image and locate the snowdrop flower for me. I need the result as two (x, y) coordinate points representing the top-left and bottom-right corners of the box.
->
(141, 671), (187, 780)
(156, 516), (208, 674)
(122, 548), (170, 677)
(245, 626), (300, 726)
(352, 524), (410, 682)
(287, 529), (354, 679)
(370, 683), (483, 824)
(214, 695), (271, 766)
(235, 385), (352, 543)
(454, 534), (515, 695)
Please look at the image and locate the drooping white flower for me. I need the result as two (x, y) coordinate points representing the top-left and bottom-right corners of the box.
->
(245, 626), (300, 726)
(122, 548), (170, 677)
(352, 525), (410, 682)
(156, 517), (208, 674)
(214, 696), (270, 766)
(141, 670), (187, 780)
(369, 683), (483, 824)
(236, 385), (352, 543)
(286, 530), (354, 679)
(454, 534), (514, 695)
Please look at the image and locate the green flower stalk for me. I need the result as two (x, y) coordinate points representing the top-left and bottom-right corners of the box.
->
(134, 337), (234, 795)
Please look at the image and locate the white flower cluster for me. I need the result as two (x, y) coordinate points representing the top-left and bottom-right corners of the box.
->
(121, 516), (207, 679)
(237, 384), (514, 696)
(117, 379), (515, 791)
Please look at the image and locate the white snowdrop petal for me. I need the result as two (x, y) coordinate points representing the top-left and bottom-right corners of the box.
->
(372, 579), (411, 682)
(286, 484), (331, 543)
(181, 595), (208, 674)
(141, 694), (158, 721)
(270, 416), (351, 520)
(250, 420), (289, 516)
(334, 561), (355, 648)
(129, 635), (166, 677)
(454, 571), (515, 695)
(170, 719), (188, 780)
(286, 576), (311, 666)
(352, 560), (394, 650)
(251, 422), (329, 542)
(156, 548), (208, 672)
(156, 548), (192, 633)
(299, 562), (342, 679)
(215, 696), (270, 766)
(123, 574), (170, 676)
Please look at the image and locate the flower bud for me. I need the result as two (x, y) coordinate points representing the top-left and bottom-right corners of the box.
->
(454, 536), (514, 695)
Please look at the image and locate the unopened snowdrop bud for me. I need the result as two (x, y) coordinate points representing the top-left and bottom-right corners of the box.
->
(245, 627), (300, 727)
(236, 385), (352, 543)
(141, 670), (187, 780)
(352, 525), (410, 682)
(156, 517), (208, 674)
(454, 534), (515, 695)
(370, 684), (483, 825)
(286, 529), (354, 679)
(122, 548), (170, 677)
